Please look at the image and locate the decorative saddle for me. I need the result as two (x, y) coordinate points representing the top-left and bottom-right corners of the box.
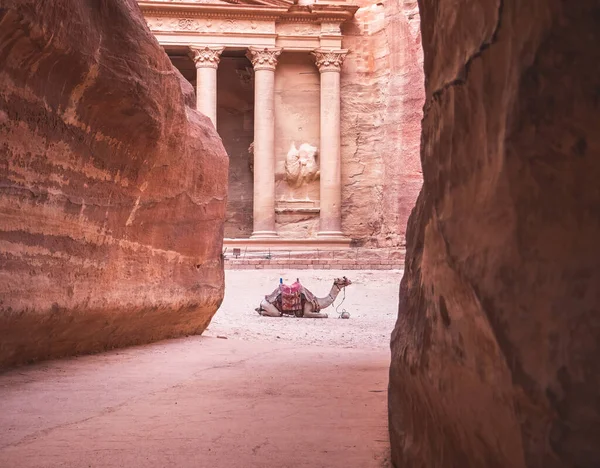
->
(279, 281), (303, 314)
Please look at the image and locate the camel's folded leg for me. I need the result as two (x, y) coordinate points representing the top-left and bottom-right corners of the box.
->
(302, 304), (328, 318)
(303, 311), (328, 318)
(256, 299), (282, 317)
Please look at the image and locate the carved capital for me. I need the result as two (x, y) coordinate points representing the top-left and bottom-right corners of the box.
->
(246, 47), (282, 71)
(311, 49), (348, 73)
(189, 46), (225, 69)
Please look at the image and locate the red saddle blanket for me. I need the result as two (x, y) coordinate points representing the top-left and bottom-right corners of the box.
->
(279, 281), (302, 311)
(264, 281), (320, 314)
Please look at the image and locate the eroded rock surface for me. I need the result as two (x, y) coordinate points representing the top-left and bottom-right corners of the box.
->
(341, 0), (424, 247)
(0, 0), (228, 369)
(390, 0), (600, 467)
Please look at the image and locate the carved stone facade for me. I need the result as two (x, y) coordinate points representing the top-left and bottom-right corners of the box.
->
(138, 0), (357, 243)
(139, 0), (349, 50)
(138, 0), (424, 247)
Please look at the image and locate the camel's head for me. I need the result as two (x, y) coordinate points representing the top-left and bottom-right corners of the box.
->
(334, 276), (352, 288)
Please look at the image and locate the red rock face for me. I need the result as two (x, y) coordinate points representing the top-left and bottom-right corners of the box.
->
(341, 0), (424, 247)
(390, 0), (600, 467)
(0, 0), (228, 369)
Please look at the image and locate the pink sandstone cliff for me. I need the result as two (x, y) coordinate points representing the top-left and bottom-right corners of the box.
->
(0, 0), (228, 369)
(342, 0), (424, 247)
(390, 0), (600, 466)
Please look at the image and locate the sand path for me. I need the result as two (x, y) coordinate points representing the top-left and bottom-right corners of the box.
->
(0, 269), (401, 468)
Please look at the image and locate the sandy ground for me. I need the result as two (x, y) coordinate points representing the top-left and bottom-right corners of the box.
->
(0, 269), (402, 468)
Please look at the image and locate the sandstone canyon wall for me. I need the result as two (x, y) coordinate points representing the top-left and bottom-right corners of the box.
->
(390, 0), (600, 467)
(341, 0), (424, 247)
(0, 0), (228, 369)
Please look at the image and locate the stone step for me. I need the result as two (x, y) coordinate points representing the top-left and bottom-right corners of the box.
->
(223, 248), (406, 270)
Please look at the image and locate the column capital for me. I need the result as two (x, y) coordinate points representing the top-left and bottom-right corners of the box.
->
(312, 48), (348, 73)
(246, 47), (282, 71)
(189, 46), (225, 69)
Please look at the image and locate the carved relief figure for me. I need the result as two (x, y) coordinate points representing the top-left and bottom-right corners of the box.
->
(285, 142), (319, 188)
(247, 142), (254, 173)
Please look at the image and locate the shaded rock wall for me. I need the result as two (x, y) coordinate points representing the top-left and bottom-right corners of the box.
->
(389, 0), (600, 467)
(341, 0), (424, 247)
(0, 0), (228, 369)
(217, 56), (254, 239)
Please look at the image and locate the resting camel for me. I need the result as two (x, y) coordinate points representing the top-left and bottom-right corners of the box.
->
(256, 276), (352, 318)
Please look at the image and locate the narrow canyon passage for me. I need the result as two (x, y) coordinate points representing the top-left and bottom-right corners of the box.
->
(0, 270), (399, 468)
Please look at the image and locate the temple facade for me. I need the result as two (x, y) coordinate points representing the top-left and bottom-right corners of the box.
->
(138, 0), (424, 253)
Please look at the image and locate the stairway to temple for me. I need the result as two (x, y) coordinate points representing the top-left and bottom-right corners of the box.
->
(223, 245), (405, 270)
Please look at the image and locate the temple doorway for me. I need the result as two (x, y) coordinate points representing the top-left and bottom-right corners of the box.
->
(167, 48), (255, 239)
(217, 51), (255, 238)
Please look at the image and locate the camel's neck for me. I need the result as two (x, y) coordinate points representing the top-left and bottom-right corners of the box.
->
(317, 283), (342, 309)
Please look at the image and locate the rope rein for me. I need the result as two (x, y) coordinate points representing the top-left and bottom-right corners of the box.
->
(332, 286), (347, 318)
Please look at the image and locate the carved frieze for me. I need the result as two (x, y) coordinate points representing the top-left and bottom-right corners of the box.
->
(311, 49), (348, 73)
(189, 46), (224, 68)
(246, 47), (282, 71)
(320, 22), (341, 35)
(276, 22), (320, 36)
(145, 16), (274, 34)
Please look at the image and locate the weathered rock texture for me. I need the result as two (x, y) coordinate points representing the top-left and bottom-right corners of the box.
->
(341, 0), (424, 247)
(390, 0), (600, 467)
(0, 0), (228, 369)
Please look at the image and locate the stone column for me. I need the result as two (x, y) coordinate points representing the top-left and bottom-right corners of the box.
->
(312, 49), (348, 238)
(246, 46), (282, 238)
(189, 46), (224, 128)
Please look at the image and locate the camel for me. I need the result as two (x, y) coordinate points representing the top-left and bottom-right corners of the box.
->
(255, 276), (352, 318)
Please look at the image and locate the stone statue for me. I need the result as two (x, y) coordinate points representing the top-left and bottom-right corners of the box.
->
(285, 142), (319, 188)
(255, 277), (352, 318)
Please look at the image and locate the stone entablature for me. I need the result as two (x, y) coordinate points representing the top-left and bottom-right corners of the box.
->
(138, 1), (357, 50)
